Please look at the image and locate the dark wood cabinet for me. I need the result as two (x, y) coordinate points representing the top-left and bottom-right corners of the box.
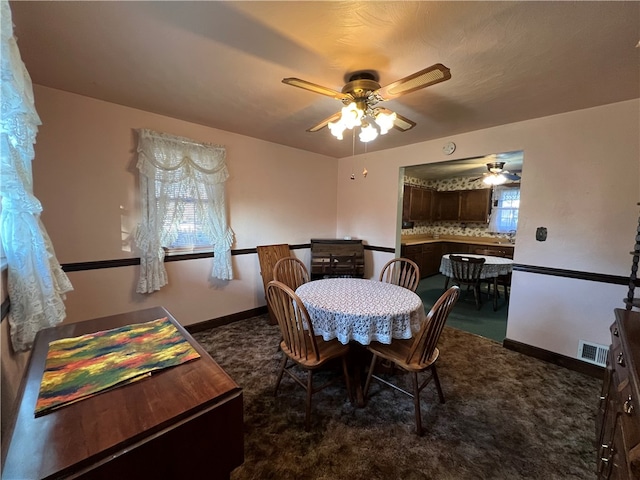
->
(460, 189), (491, 222)
(596, 309), (640, 479)
(435, 191), (460, 221)
(422, 243), (442, 277)
(434, 189), (491, 222)
(402, 186), (412, 221)
(403, 185), (434, 222)
(401, 243), (441, 278)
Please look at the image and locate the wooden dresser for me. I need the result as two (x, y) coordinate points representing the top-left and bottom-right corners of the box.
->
(597, 308), (640, 479)
(1, 307), (244, 480)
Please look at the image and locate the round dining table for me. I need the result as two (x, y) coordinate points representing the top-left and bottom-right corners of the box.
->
(294, 277), (426, 346)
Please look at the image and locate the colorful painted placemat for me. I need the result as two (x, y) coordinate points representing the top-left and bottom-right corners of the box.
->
(35, 317), (200, 417)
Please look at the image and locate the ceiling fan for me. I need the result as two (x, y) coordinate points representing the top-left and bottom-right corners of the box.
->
(474, 162), (521, 185)
(282, 64), (451, 142)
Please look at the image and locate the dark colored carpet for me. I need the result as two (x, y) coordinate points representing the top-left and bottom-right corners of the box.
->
(418, 274), (508, 343)
(192, 315), (601, 480)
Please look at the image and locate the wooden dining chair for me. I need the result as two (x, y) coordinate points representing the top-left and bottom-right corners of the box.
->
(474, 248), (511, 303)
(363, 286), (460, 435)
(273, 256), (309, 291)
(379, 257), (420, 292)
(449, 255), (485, 310)
(266, 280), (353, 431)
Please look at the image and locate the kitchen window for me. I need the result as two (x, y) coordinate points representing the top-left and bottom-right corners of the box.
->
(488, 186), (519, 233)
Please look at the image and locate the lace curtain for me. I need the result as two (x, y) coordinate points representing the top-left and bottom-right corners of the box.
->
(0, 0), (73, 351)
(488, 185), (520, 233)
(135, 129), (234, 293)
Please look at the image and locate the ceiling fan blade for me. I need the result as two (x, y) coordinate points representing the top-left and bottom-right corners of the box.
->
(375, 63), (451, 99)
(376, 108), (416, 131)
(392, 112), (416, 131)
(306, 111), (342, 132)
(282, 77), (350, 101)
(503, 172), (521, 181)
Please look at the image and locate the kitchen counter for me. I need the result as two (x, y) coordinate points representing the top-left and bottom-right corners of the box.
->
(401, 234), (515, 247)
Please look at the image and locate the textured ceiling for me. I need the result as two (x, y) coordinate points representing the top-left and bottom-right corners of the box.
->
(9, 1), (640, 159)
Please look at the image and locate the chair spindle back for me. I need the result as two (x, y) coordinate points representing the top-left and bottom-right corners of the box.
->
(379, 258), (420, 292)
(406, 286), (460, 365)
(266, 280), (319, 362)
(273, 257), (309, 291)
(449, 255), (485, 285)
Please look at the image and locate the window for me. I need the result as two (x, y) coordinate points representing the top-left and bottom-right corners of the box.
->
(135, 129), (234, 294)
(157, 178), (212, 252)
(488, 186), (520, 233)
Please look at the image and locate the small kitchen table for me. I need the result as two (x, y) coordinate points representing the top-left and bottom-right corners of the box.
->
(439, 253), (513, 310)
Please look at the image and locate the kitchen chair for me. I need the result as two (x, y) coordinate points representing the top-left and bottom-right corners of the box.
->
(449, 255), (485, 310)
(266, 280), (353, 431)
(364, 286), (460, 435)
(379, 257), (420, 292)
(474, 248), (511, 303)
(273, 257), (309, 291)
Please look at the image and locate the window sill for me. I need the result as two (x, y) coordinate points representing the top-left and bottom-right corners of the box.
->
(164, 246), (214, 257)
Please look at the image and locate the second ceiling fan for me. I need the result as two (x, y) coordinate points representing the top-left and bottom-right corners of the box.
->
(282, 64), (451, 142)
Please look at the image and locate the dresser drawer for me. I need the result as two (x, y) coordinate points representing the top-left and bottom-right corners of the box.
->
(619, 379), (640, 452)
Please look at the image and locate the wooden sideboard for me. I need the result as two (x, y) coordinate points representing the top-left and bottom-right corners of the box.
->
(1, 306), (244, 480)
(597, 308), (640, 479)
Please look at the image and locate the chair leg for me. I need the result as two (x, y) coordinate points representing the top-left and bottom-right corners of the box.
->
(363, 353), (378, 398)
(431, 364), (445, 404)
(412, 372), (423, 436)
(305, 370), (313, 432)
(492, 277), (498, 311)
(274, 354), (287, 396)
(473, 285), (481, 310)
(341, 356), (354, 404)
(443, 276), (449, 290)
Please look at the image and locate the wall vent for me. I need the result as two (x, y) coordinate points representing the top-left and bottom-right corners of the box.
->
(577, 341), (609, 367)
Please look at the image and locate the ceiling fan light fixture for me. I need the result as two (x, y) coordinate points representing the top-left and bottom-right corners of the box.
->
(341, 102), (364, 129)
(374, 110), (396, 134)
(483, 173), (507, 186)
(359, 122), (378, 143)
(328, 119), (346, 140)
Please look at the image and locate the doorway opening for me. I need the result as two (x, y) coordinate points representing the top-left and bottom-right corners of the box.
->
(398, 151), (524, 342)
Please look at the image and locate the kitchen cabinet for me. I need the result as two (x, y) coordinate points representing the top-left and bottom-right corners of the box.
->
(434, 189), (491, 222)
(422, 243), (442, 277)
(460, 189), (491, 222)
(401, 243), (442, 278)
(403, 185), (434, 222)
(435, 191), (460, 221)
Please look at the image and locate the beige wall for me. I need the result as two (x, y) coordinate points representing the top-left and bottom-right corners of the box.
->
(336, 99), (639, 358)
(23, 85), (640, 360)
(32, 85), (338, 325)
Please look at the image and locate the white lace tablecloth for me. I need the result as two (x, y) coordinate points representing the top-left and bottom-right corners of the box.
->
(439, 254), (513, 279)
(295, 278), (425, 345)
